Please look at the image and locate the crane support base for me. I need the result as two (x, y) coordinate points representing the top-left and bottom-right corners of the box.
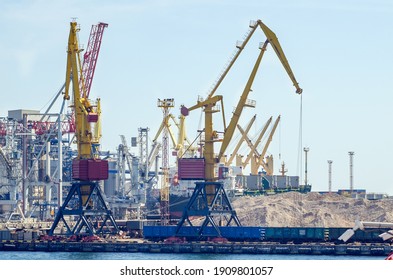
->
(175, 181), (241, 239)
(48, 181), (119, 236)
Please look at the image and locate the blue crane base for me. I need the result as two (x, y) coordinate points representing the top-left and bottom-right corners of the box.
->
(48, 182), (119, 236)
(175, 181), (241, 239)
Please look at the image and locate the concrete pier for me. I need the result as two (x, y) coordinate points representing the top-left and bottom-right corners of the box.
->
(0, 240), (391, 256)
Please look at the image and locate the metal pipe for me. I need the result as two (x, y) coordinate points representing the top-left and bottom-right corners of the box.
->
(327, 160), (333, 193)
(349, 151), (355, 192)
(303, 147), (309, 185)
(57, 114), (63, 207)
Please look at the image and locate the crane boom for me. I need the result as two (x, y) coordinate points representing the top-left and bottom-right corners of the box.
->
(258, 115), (280, 164)
(80, 22), (108, 98)
(218, 19), (303, 160)
(257, 20), (302, 94)
(152, 114), (177, 148)
(207, 19), (302, 101)
(218, 40), (268, 160)
(207, 22), (259, 99)
(242, 116), (272, 168)
(226, 114), (256, 166)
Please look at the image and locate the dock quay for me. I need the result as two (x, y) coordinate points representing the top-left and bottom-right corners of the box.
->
(0, 240), (391, 256)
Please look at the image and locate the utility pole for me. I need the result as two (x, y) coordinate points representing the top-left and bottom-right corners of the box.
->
(138, 128), (149, 181)
(348, 151), (355, 193)
(327, 160), (333, 193)
(303, 147), (309, 185)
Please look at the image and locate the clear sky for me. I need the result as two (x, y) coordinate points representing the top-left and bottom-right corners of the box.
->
(0, 0), (392, 194)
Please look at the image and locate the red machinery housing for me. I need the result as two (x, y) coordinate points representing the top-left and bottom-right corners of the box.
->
(72, 159), (108, 181)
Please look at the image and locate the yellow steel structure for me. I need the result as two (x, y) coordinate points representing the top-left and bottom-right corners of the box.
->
(217, 40), (267, 162)
(152, 110), (197, 159)
(157, 98), (174, 225)
(49, 21), (119, 237)
(241, 116), (273, 169)
(63, 21), (101, 160)
(173, 114), (198, 158)
(152, 114), (177, 149)
(182, 19), (302, 198)
(182, 95), (225, 182)
(258, 116), (280, 174)
(206, 19), (302, 101)
(238, 116), (280, 175)
(225, 114), (257, 166)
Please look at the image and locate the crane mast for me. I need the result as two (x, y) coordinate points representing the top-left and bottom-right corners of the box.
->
(157, 99), (174, 225)
(64, 22), (100, 161)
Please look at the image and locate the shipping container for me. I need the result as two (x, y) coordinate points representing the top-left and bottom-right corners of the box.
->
(17, 231), (24, 241)
(178, 158), (205, 180)
(218, 166), (229, 179)
(23, 231), (33, 241)
(126, 220), (144, 231)
(0, 230), (11, 241)
(245, 175), (261, 190)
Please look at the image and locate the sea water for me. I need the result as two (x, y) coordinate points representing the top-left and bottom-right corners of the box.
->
(0, 251), (384, 260)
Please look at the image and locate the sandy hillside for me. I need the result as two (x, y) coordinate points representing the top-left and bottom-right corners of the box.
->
(231, 192), (393, 228)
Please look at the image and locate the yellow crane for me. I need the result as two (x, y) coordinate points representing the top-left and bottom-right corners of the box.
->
(176, 19), (302, 239)
(150, 107), (197, 161)
(240, 116), (273, 169)
(64, 23), (102, 163)
(206, 19), (302, 101)
(181, 19), (302, 185)
(225, 114), (257, 167)
(238, 116), (280, 175)
(49, 21), (118, 236)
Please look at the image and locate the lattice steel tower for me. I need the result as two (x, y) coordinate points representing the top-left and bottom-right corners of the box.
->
(138, 128), (149, 181)
(157, 99), (174, 225)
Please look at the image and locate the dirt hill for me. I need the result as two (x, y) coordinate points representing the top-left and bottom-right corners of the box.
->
(232, 192), (393, 228)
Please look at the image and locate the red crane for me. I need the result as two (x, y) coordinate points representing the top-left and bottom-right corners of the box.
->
(79, 22), (108, 99)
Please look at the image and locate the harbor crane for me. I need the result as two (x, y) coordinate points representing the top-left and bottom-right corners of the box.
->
(238, 115), (280, 175)
(225, 114), (257, 167)
(176, 19), (302, 239)
(49, 21), (118, 237)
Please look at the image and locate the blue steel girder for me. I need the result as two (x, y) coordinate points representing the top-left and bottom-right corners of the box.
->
(48, 181), (119, 236)
(175, 181), (241, 240)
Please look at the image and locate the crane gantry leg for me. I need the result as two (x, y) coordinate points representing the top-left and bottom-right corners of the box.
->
(48, 181), (119, 236)
(175, 181), (241, 240)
